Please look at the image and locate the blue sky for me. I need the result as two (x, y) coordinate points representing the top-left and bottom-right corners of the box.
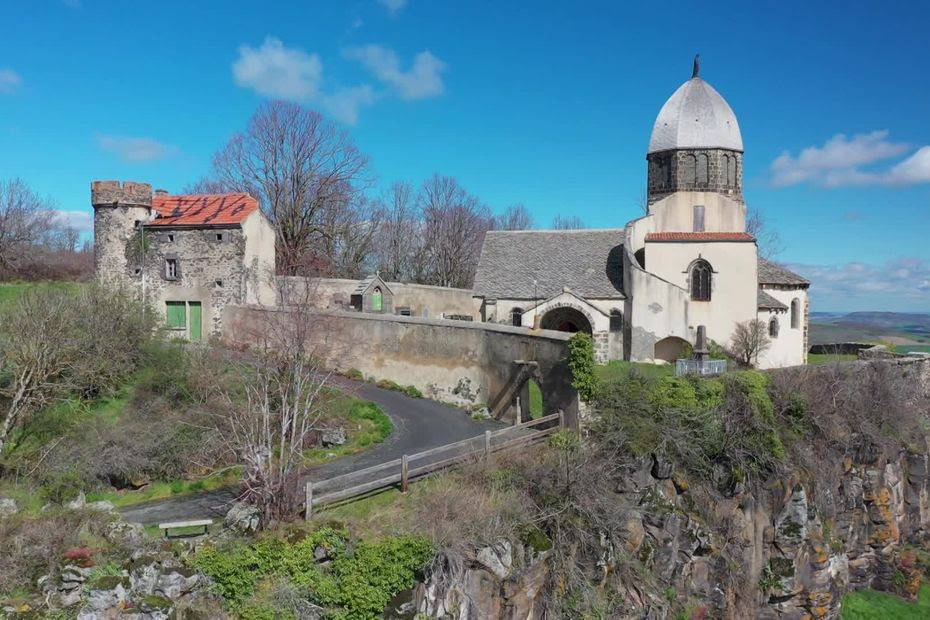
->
(2, 0), (929, 311)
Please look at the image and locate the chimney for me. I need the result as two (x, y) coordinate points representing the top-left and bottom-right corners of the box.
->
(155, 188), (169, 196)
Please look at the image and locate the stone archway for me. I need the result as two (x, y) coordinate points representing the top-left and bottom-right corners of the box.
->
(540, 305), (593, 334)
(654, 336), (689, 363)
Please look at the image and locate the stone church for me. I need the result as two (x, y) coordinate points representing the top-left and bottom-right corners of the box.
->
(473, 61), (810, 368)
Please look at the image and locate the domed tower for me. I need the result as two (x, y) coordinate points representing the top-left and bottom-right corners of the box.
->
(91, 180), (153, 286)
(646, 56), (743, 205)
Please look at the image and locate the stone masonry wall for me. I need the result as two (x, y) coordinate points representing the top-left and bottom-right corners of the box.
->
(222, 305), (580, 425)
(92, 181), (153, 287)
(141, 228), (247, 337)
(647, 148), (743, 205)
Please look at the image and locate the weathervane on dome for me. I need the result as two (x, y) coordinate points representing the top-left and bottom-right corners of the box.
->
(692, 54), (700, 78)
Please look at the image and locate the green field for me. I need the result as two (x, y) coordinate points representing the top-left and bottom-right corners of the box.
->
(843, 586), (930, 619)
(0, 281), (82, 310)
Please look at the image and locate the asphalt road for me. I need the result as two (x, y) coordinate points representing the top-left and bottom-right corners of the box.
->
(119, 377), (506, 525)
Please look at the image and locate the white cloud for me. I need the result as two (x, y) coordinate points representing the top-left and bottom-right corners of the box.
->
(320, 85), (377, 125)
(788, 257), (930, 310)
(233, 37), (323, 100)
(345, 45), (445, 99)
(886, 146), (930, 185)
(53, 210), (93, 232)
(96, 134), (178, 162)
(377, 0), (408, 15)
(770, 130), (930, 188)
(0, 68), (22, 94)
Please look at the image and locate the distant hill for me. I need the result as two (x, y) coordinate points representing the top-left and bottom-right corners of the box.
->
(809, 311), (930, 346)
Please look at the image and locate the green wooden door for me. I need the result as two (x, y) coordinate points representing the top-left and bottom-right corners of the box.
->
(166, 301), (186, 330)
(189, 302), (202, 342)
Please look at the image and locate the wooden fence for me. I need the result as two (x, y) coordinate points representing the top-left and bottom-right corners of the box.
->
(305, 411), (563, 517)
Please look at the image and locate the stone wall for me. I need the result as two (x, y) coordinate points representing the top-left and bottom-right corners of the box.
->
(222, 305), (579, 424)
(647, 148), (743, 204)
(141, 227), (247, 337)
(92, 181), (153, 287)
(277, 276), (480, 319)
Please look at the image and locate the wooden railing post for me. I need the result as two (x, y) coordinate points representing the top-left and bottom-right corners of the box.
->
(401, 454), (409, 493)
(305, 481), (313, 520)
(484, 430), (492, 459)
(558, 409), (565, 428)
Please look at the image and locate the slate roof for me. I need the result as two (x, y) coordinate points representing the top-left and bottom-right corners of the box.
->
(645, 232), (755, 242)
(649, 77), (743, 153)
(353, 274), (393, 295)
(149, 193), (259, 227)
(758, 289), (788, 310)
(758, 258), (810, 287)
(473, 229), (626, 299)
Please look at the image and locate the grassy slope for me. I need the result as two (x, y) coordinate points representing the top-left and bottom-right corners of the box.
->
(0, 281), (82, 310)
(843, 586), (930, 619)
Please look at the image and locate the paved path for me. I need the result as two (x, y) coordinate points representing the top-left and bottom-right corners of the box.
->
(119, 378), (506, 525)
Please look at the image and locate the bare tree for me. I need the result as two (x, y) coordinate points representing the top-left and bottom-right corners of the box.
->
(208, 100), (371, 276)
(495, 204), (535, 231)
(220, 281), (331, 527)
(746, 208), (784, 259)
(182, 177), (234, 194)
(419, 174), (493, 288)
(373, 181), (425, 281)
(729, 319), (771, 367)
(0, 178), (57, 276)
(551, 214), (587, 230)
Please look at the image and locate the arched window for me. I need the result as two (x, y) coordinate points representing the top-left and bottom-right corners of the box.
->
(696, 153), (709, 185)
(790, 298), (800, 329)
(372, 287), (383, 312)
(683, 153), (697, 184)
(511, 307), (523, 327)
(727, 155), (737, 186)
(690, 259), (712, 301)
(769, 316), (779, 338)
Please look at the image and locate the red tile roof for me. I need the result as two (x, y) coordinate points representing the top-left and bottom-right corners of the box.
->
(645, 232), (756, 242)
(149, 193), (259, 227)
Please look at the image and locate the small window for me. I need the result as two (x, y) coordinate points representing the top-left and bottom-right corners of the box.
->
(769, 316), (780, 338)
(397, 307), (412, 316)
(693, 205), (705, 232)
(610, 309), (623, 332)
(690, 259), (712, 301)
(134, 220), (141, 229)
(791, 298), (800, 329)
(511, 307), (523, 327)
(215, 279), (223, 288)
(132, 267), (142, 276)
(163, 233), (175, 243)
(165, 258), (179, 280)
(215, 233), (224, 242)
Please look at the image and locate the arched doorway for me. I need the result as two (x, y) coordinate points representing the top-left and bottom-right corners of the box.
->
(654, 336), (689, 363)
(540, 306), (592, 334)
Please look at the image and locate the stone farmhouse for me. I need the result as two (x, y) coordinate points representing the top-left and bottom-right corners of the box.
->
(92, 61), (809, 369)
(473, 61), (810, 368)
(92, 181), (275, 339)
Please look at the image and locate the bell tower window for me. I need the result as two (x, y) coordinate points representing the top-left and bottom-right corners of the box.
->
(690, 259), (712, 301)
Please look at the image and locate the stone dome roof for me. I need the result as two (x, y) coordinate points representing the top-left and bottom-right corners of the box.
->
(648, 77), (743, 154)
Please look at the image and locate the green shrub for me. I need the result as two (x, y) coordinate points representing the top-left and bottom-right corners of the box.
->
(39, 469), (85, 504)
(191, 528), (430, 619)
(568, 333), (598, 401)
(345, 369), (364, 381)
(170, 480), (185, 494)
(375, 379), (402, 392)
(403, 385), (423, 399)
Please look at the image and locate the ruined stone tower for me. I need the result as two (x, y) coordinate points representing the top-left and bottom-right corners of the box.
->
(91, 181), (153, 285)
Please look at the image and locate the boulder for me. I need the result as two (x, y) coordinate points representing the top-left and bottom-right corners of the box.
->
(475, 540), (513, 580)
(224, 501), (260, 533)
(104, 520), (146, 547)
(154, 568), (200, 600)
(321, 427), (347, 447)
(0, 497), (17, 518)
(86, 500), (115, 512)
(86, 581), (129, 611)
(66, 492), (86, 510)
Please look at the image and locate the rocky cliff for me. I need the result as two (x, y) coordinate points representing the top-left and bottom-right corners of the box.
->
(413, 359), (930, 619)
